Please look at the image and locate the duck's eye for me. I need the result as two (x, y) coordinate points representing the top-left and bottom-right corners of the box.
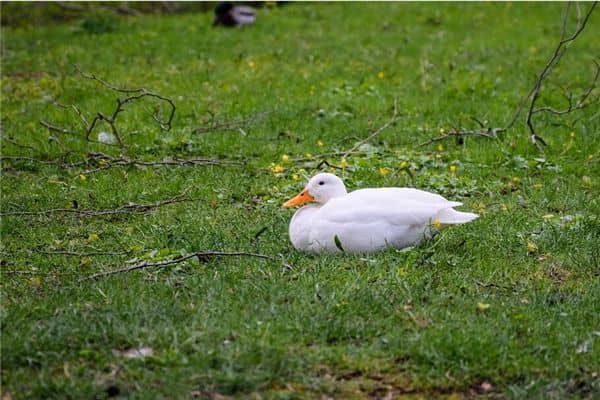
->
(318, 181), (325, 185)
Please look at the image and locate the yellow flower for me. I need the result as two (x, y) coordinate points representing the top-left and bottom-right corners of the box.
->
(439, 128), (446, 135)
(526, 241), (538, 253)
(340, 158), (349, 168)
(431, 218), (442, 229)
(30, 276), (42, 289)
(570, 131), (576, 138)
(99, 159), (109, 166)
(87, 233), (99, 242)
(292, 174), (300, 181)
(529, 47), (537, 53)
(477, 302), (491, 312)
(533, 183), (543, 189)
(305, 153), (313, 160)
(79, 174), (87, 182)
(281, 154), (290, 162)
(317, 140), (324, 147)
(582, 176), (592, 186)
(378, 167), (390, 176)
(437, 144), (443, 152)
(377, 71), (385, 79)
(512, 176), (520, 184)
(80, 256), (91, 267)
(247, 60), (256, 69)
(501, 203), (508, 211)
(270, 164), (284, 174)
(449, 165), (457, 173)
(542, 214), (554, 222)
(399, 160), (408, 169)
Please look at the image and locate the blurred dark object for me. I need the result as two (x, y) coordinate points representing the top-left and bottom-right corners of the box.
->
(213, 2), (256, 27)
(1, 2), (215, 28)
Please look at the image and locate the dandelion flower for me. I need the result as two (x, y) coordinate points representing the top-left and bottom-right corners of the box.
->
(79, 174), (87, 182)
(526, 241), (538, 253)
(542, 214), (554, 222)
(582, 176), (592, 186)
(399, 160), (408, 169)
(431, 218), (442, 229)
(305, 153), (313, 160)
(512, 176), (520, 184)
(317, 140), (324, 147)
(270, 164), (284, 174)
(292, 174), (300, 181)
(379, 167), (390, 177)
(340, 158), (349, 168)
(377, 71), (385, 79)
(281, 154), (290, 162)
(439, 128), (446, 135)
(477, 302), (491, 312)
(88, 233), (99, 242)
(449, 165), (457, 173)
(437, 144), (443, 152)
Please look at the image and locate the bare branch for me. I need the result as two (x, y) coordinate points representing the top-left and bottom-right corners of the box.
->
(193, 111), (270, 134)
(80, 251), (291, 281)
(525, 2), (597, 148)
(419, 125), (503, 147)
(40, 120), (71, 135)
(35, 248), (131, 257)
(1, 188), (193, 218)
(342, 99), (399, 159)
(420, 2), (598, 149)
(73, 66), (177, 150)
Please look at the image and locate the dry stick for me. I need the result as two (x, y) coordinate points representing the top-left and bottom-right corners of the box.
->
(526, 1), (597, 148)
(341, 99), (399, 159)
(1, 188), (192, 218)
(193, 111), (271, 134)
(80, 152), (240, 174)
(75, 65), (176, 150)
(36, 249), (131, 257)
(80, 251), (288, 281)
(420, 2), (597, 148)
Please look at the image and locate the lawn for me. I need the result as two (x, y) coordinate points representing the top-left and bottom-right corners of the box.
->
(1, 3), (599, 399)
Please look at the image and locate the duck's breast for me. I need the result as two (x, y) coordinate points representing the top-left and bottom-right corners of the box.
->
(289, 205), (321, 251)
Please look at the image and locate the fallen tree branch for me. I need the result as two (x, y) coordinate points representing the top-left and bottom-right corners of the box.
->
(74, 66), (176, 150)
(80, 251), (291, 281)
(1, 188), (192, 218)
(525, 2), (597, 148)
(342, 99), (399, 159)
(80, 152), (241, 174)
(420, 2), (597, 149)
(193, 111), (270, 134)
(35, 248), (131, 257)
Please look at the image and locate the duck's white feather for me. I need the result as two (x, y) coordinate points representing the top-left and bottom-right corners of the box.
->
(286, 175), (478, 254)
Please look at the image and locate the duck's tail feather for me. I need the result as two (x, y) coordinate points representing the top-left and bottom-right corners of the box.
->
(436, 207), (479, 224)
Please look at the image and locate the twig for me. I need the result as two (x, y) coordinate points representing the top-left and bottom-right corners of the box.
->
(525, 2), (597, 148)
(420, 2), (597, 149)
(39, 120), (71, 135)
(35, 248), (131, 257)
(1, 188), (192, 218)
(341, 99), (399, 159)
(193, 111), (270, 134)
(80, 152), (241, 174)
(1, 137), (38, 151)
(74, 65), (176, 150)
(80, 251), (290, 281)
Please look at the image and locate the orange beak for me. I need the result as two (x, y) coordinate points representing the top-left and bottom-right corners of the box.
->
(282, 189), (315, 208)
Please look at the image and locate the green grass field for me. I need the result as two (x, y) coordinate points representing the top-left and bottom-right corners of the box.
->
(1, 3), (599, 399)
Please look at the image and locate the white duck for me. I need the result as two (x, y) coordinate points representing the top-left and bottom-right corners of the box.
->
(282, 173), (478, 254)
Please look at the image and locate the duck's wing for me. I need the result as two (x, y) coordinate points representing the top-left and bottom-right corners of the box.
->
(322, 188), (457, 226)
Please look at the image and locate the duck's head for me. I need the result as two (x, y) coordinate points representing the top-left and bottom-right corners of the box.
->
(283, 173), (347, 207)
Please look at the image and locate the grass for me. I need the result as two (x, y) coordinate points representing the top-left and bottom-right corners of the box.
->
(1, 3), (599, 399)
